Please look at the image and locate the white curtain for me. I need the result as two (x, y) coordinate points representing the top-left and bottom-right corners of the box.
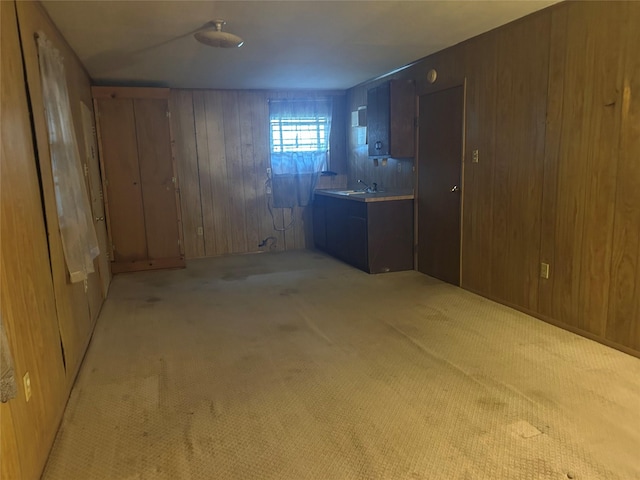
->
(269, 98), (332, 207)
(37, 32), (99, 283)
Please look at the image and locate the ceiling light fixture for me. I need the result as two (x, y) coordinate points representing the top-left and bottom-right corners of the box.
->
(194, 20), (244, 48)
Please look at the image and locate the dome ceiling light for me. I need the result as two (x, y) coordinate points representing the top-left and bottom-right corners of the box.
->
(194, 20), (244, 48)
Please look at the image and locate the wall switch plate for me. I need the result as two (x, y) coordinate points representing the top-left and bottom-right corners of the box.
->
(472, 149), (479, 163)
(23, 372), (32, 402)
(196, 226), (204, 236)
(540, 262), (550, 279)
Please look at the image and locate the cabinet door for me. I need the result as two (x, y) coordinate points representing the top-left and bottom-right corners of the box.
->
(367, 83), (390, 157)
(368, 200), (414, 273)
(348, 215), (369, 272)
(312, 196), (327, 250)
(389, 80), (415, 158)
(325, 197), (349, 261)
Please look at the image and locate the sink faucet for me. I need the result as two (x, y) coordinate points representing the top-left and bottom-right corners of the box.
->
(357, 179), (377, 193)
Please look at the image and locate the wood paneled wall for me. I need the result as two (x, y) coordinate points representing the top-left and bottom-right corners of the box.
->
(170, 89), (347, 258)
(347, 1), (640, 355)
(1, 2), (108, 479)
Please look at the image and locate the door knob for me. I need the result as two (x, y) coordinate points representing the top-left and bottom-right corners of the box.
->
(450, 185), (459, 192)
(95, 216), (105, 221)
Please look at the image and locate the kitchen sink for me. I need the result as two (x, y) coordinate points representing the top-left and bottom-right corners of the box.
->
(333, 190), (367, 195)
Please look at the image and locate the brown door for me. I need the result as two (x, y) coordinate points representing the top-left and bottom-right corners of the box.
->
(417, 85), (464, 285)
(93, 88), (184, 273)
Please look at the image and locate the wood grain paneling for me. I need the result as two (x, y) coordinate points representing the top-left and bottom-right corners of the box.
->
(460, 34), (497, 295)
(202, 90), (234, 255)
(540, 2), (628, 336)
(490, 13), (550, 311)
(347, 2), (640, 355)
(607, 2), (640, 350)
(169, 90), (205, 258)
(172, 89), (345, 257)
(134, 98), (182, 259)
(92, 86), (169, 99)
(80, 101), (111, 295)
(95, 98), (148, 261)
(1, 2), (67, 479)
(16, 0), (104, 379)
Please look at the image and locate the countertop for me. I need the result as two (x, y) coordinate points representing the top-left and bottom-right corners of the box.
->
(314, 189), (414, 203)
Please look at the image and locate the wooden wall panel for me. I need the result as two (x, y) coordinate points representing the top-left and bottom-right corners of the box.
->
(460, 34), (497, 295)
(222, 91), (250, 253)
(172, 89), (345, 257)
(607, 3), (640, 350)
(490, 13), (550, 311)
(169, 90), (205, 258)
(537, 4), (568, 322)
(346, 2), (640, 355)
(134, 98), (182, 259)
(1, 2), (67, 479)
(95, 98), (148, 261)
(540, 2), (628, 336)
(203, 90), (234, 255)
(16, 0), (105, 381)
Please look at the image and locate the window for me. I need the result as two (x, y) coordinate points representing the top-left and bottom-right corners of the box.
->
(268, 98), (333, 208)
(270, 115), (329, 154)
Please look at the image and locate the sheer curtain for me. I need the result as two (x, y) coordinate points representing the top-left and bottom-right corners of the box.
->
(37, 32), (99, 283)
(269, 98), (332, 207)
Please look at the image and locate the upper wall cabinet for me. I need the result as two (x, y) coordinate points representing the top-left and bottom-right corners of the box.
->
(367, 79), (416, 158)
(93, 87), (185, 273)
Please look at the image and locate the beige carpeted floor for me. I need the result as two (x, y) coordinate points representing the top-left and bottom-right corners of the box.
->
(43, 251), (640, 480)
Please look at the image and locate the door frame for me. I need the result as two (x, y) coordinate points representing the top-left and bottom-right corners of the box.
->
(414, 79), (467, 285)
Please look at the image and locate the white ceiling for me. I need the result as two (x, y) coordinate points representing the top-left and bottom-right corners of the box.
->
(42, 0), (559, 90)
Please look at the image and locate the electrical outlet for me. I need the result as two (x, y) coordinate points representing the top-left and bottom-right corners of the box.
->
(23, 372), (32, 402)
(540, 262), (550, 279)
(266, 167), (272, 178)
(397, 162), (402, 173)
(472, 149), (479, 163)
(266, 185), (272, 194)
(196, 226), (204, 236)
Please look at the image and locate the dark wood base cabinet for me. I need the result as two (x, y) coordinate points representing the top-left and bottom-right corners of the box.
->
(313, 195), (414, 274)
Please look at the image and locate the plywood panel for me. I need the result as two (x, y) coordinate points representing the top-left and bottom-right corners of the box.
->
(80, 100), (111, 295)
(134, 98), (182, 260)
(16, 0), (99, 387)
(1, 3), (67, 479)
(169, 90), (205, 258)
(203, 90), (234, 255)
(537, 3), (568, 320)
(95, 98), (148, 261)
(460, 34), (497, 294)
(540, 2), (628, 336)
(574, 3), (626, 336)
(607, 2), (640, 350)
(222, 91), (249, 253)
(237, 92), (261, 251)
(171, 89), (342, 256)
(490, 12), (550, 311)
